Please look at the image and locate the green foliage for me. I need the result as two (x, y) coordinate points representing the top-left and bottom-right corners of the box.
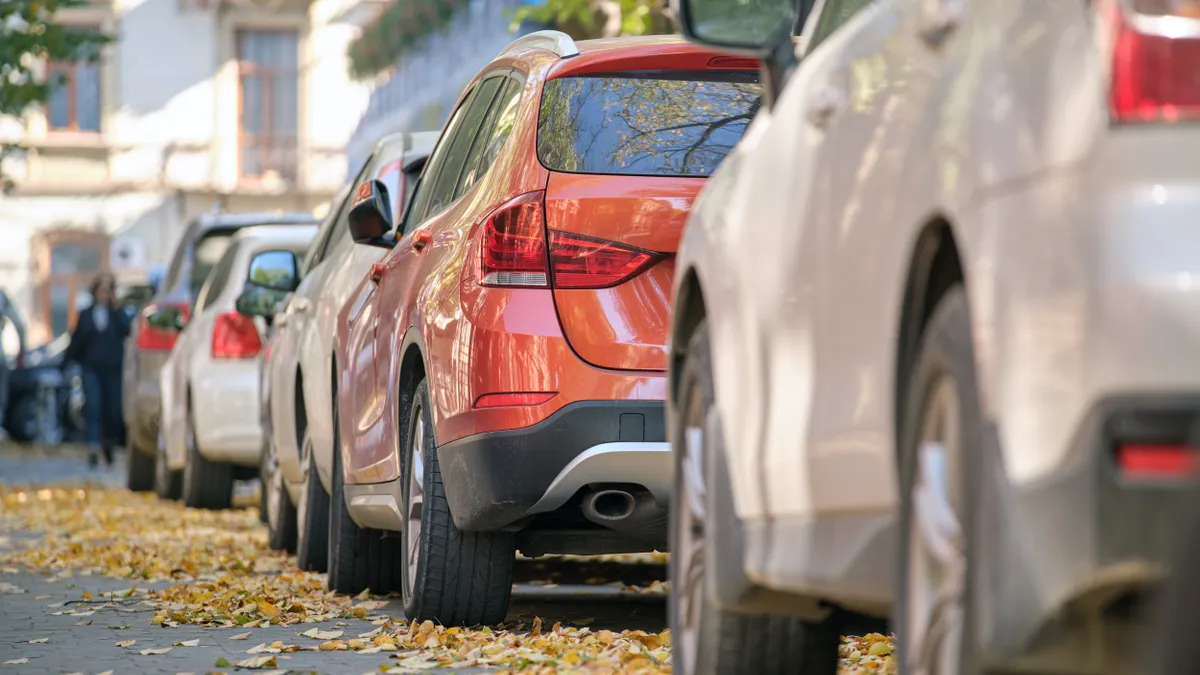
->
(347, 0), (472, 79)
(0, 0), (111, 188)
(509, 0), (674, 40)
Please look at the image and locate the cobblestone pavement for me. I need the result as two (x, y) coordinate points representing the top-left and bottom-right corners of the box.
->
(0, 445), (667, 675)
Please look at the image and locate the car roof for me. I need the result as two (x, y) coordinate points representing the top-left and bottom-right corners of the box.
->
(231, 224), (319, 249)
(195, 211), (319, 231)
(545, 34), (760, 80)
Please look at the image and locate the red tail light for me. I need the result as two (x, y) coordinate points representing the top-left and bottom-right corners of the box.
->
(135, 302), (189, 352)
(477, 191), (549, 288)
(211, 311), (262, 359)
(1107, 0), (1200, 123)
(549, 231), (663, 289)
(1117, 443), (1198, 477)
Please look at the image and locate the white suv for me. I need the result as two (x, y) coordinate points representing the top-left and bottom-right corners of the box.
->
(666, 0), (1200, 673)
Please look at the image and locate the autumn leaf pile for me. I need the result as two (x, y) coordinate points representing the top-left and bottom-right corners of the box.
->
(0, 483), (896, 673)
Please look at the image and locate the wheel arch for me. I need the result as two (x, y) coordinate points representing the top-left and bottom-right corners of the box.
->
(668, 266), (708, 406)
(894, 215), (966, 447)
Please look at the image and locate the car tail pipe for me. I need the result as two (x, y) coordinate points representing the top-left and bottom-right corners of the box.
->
(579, 486), (667, 539)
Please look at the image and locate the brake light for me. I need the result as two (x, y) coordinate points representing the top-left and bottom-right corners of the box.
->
(549, 231), (663, 289)
(477, 191), (549, 288)
(707, 56), (759, 70)
(1116, 443), (1198, 477)
(211, 311), (262, 359)
(136, 302), (189, 352)
(1107, 0), (1200, 123)
(474, 392), (556, 408)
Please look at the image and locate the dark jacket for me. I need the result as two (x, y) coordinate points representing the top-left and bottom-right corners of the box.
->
(65, 304), (131, 376)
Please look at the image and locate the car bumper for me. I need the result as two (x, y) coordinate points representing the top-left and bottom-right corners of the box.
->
(966, 126), (1200, 657)
(125, 351), (168, 454)
(191, 359), (262, 466)
(436, 400), (670, 532)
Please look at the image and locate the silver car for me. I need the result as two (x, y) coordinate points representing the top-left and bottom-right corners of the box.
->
(666, 0), (1200, 673)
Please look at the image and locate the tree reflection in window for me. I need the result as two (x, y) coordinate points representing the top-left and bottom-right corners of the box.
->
(538, 71), (761, 178)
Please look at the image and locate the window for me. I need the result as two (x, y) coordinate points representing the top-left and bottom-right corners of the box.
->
(457, 76), (523, 196)
(196, 242), (241, 313)
(46, 29), (102, 132)
(190, 231), (236, 299)
(305, 183), (356, 272)
(537, 70), (761, 178)
(422, 76), (505, 216)
(403, 85), (483, 230)
(806, 0), (876, 54)
(31, 230), (109, 340)
(238, 30), (299, 183)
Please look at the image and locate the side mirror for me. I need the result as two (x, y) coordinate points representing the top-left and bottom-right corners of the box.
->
(348, 179), (395, 247)
(674, 0), (799, 53)
(236, 286), (289, 319)
(146, 305), (187, 333)
(247, 250), (300, 293)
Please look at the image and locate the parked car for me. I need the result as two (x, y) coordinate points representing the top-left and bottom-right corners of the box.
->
(327, 31), (761, 624)
(666, 0), (1200, 673)
(123, 211), (319, 493)
(243, 131), (436, 570)
(158, 224), (318, 508)
(3, 334), (86, 445)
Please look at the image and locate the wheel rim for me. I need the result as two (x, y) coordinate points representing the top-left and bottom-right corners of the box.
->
(676, 388), (708, 671)
(404, 409), (425, 597)
(906, 375), (966, 675)
(265, 440), (283, 532)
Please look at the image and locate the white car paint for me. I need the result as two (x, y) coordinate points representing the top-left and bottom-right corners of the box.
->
(161, 225), (318, 471)
(267, 132), (439, 503)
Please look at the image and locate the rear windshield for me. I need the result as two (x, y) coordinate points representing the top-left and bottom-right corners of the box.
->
(190, 232), (234, 293)
(537, 70), (761, 178)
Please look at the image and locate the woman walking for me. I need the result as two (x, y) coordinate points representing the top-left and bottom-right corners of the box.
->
(65, 273), (131, 467)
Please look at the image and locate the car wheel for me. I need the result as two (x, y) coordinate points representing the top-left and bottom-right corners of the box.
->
(328, 399), (402, 594)
(894, 287), (983, 675)
(669, 321), (840, 675)
(127, 440), (156, 492)
(295, 430), (330, 572)
(400, 379), (515, 626)
(181, 406), (235, 510)
(154, 427), (182, 500)
(263, 435), (297, 553)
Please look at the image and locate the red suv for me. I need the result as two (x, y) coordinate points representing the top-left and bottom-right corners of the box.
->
(331, 32), (761, 625)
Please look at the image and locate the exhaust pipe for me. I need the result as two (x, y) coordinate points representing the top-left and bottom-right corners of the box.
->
(580, 487), (668, 541)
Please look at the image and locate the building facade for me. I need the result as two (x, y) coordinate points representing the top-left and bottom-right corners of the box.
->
(0, 0), (371, 346)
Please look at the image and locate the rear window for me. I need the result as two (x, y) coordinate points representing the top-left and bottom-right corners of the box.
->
(190, 232), (234, 293)
(537, 70), (761, 178)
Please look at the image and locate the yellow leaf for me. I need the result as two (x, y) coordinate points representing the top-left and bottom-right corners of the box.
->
(256, 600), (280, 618)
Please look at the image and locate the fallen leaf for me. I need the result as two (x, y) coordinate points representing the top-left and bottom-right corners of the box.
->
(256, 600), (280, 618)
(109, 624), (131, 629)
(140, 647), (173, 655)
(300, 627), (343, 640)
(73, 620), (92, 626)
(3, 658), (29, 665)
(214, 658), (232, 667)
(174, 639), (200, 647)
(229, 631), (252, 640)
(27, 637), (49, 643)
(235, 655), (278, 669)
(117, 639), (137, 648)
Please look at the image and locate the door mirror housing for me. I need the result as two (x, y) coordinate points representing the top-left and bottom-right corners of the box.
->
(236, 286), (289, 319)
(246, 250), (300, 292)
(348, 179), (395, 248)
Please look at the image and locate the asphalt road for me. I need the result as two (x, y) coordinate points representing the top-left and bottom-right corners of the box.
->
(0, 446), (668, 674)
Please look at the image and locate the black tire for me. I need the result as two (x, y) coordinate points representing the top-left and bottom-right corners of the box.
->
(669, 321), (840, 675)
(263, 436), (297, 553)
(295, 431), (330, 572)
(328, 396), (402, 594)
(894, 287), (983, 675)
(181, 407), (235, 510)
(154, 428), (182, 500)
(401, 380), (515, 626)
(127, 441), (156, 492)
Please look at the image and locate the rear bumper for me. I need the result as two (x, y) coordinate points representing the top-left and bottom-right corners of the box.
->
(192, 359), (262, 466)
(437, 400), (669, 531)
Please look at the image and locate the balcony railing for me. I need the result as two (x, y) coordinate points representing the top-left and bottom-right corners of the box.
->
(239, 133), (299, 187)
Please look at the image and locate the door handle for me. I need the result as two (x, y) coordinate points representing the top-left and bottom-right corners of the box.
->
(369, 262), (386, 284)
(919, 0), (963, 47)
(412, 230), (432, 251)
(806, 83), (845, 129)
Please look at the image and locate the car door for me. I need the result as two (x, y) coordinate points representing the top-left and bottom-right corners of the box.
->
(344, 74), (506, 480)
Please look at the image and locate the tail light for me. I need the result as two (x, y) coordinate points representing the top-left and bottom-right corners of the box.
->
(476, 190), (663, 290)
(211, 311), (262, 359)
(1106, 0), (1200, 123)
(135, 302), (189, 352)
(1116, 443), (1198, 477)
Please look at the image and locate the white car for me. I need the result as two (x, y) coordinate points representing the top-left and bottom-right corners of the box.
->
(253, 131), (436, 573)
(667, 0), (1200, 674)
(160, 224), (318, 509)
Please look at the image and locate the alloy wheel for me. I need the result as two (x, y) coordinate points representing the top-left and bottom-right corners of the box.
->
(403, 408), (426, 597)
(905, 375), (966, 675)
(676, 392), (708, 671)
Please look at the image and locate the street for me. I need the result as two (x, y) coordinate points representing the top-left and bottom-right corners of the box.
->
(0, 446), (895, 674)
